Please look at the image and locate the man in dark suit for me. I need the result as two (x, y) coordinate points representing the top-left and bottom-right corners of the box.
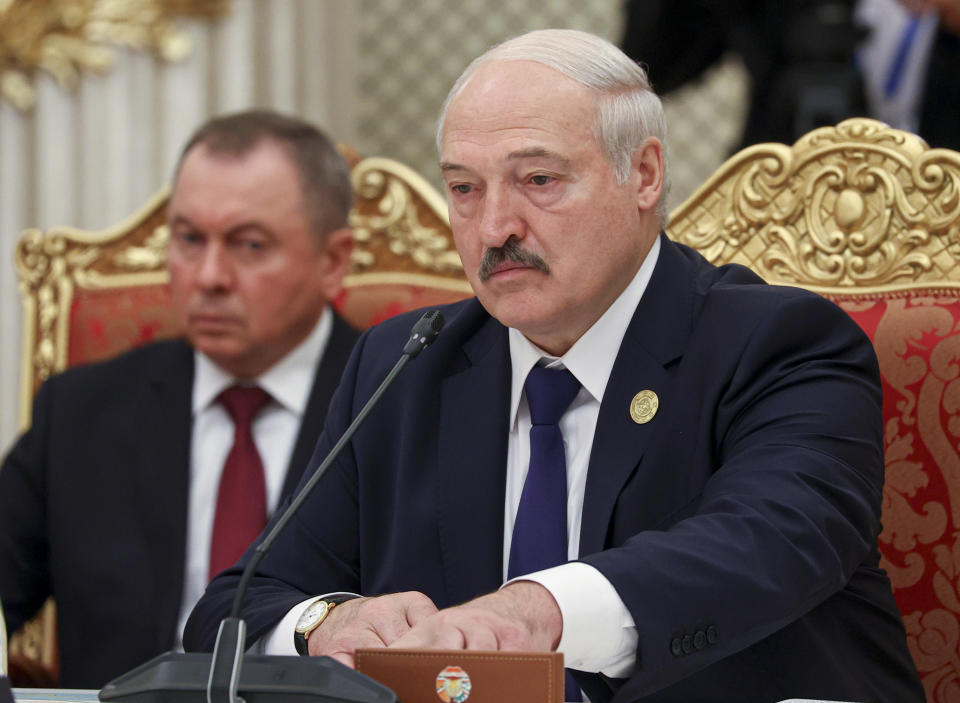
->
(0, 110), (359, 688)
(186, 32), (924, 702)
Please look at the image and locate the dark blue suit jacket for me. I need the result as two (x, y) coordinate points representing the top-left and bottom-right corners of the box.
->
(186, 235), (923, 702)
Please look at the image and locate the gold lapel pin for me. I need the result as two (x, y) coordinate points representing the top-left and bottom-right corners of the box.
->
(630, 390), (659, 424)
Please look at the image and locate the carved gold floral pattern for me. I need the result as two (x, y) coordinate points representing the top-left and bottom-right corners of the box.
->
(350, 157), (463, 277)
(14, 188), (170, 411)
(667, 119), (960, 293)
(0, 0), (230, 111)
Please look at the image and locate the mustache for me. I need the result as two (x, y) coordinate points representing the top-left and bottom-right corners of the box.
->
(477, 238), (549, 282)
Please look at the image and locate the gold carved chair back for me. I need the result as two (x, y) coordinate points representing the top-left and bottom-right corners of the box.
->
(666, 117), (960, 702)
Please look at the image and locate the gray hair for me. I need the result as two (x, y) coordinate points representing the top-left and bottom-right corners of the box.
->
(436, 29), (670, 224)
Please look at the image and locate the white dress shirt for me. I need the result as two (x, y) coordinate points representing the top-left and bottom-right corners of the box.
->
(267, 237), (661, 675)
(503, 236), (659, 677)
(856, 0), (939, 133)
(174, 307), (333, 649)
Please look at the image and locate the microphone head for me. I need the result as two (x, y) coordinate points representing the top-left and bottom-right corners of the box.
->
(403, 309), (445, 358)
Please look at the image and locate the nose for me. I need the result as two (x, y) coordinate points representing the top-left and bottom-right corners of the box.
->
(195, 243), (233, 291)
(477, 183), (524, 249)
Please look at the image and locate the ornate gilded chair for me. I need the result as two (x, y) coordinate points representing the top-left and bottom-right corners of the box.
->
(666, 117), (960, 702)
(7, 154), (472, 686)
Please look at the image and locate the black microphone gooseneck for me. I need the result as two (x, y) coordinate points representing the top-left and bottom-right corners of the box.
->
(207, 309), (445, 703)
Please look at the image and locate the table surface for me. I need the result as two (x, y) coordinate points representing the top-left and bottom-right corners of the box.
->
(13, 690), (98, 703)
(10, 687), (857, 703)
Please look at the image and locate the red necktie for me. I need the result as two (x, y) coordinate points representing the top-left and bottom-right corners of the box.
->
(208, 385), (272, 580)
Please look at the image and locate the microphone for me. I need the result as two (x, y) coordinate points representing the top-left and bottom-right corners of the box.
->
(100, 310), (446, 703)
(402, 309), (443, 358)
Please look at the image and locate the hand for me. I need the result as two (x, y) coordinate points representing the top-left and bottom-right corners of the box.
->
(388, 581), (563, 652)
(306, 591), (438, 667)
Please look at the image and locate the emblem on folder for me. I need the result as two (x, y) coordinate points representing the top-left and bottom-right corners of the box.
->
(630, 390), (659, 424)
(436, 665), (472, 702)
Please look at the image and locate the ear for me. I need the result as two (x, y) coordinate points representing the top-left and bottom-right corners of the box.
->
(633, 137), (665, 214)
(315, 227), (354, 301)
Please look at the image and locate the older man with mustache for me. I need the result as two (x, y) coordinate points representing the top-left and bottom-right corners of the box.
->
(188, 31), (923, 703)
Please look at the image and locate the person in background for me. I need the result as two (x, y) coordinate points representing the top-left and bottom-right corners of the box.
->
(187, 32), (924, 702)
(0, 109), (359, 688)
(856, 0), (960, 150)
(622, 0), (960, 151)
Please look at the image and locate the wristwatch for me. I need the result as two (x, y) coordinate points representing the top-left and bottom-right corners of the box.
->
(294, 595), (354, 655)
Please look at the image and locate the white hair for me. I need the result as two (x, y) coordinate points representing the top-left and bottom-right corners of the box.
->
(436, 29), (671, 224)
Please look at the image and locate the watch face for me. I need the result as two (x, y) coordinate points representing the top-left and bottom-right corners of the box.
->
(296, 601), (330, 632)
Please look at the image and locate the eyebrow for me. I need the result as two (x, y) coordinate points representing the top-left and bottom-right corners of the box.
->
(168, 214), (272, 238)
(440, 161), (468, 173)
(440, 147), (572, 174)
(506, 147), (571, 168)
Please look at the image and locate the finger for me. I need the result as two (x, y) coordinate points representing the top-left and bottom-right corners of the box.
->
(312, 619), (388, 657)
(329, 651), (355, 669)
(368, 591), (437, 643)
(321, 629), (388, 669)
(388, 628), (434, 650)
(405, 595), (440, 627)
(461, 625), (499, 651)
(368, 606), (418, 644)
(391, 618), (468, 650)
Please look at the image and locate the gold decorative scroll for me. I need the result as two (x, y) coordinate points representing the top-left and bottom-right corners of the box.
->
(0, 0), (231, 111)
(14, 187), (171, 424)
(350, 157), (465, 279)
(666, 118), (960, 295)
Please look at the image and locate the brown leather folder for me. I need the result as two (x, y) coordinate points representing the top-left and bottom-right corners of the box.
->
(355, 649), (564, 703)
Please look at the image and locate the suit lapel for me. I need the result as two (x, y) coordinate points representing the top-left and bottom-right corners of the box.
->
(436, 316), (512, 606)
(580, 235), (698, 556)
(134, 341), (194, 651)
(283, 312), (359, 499)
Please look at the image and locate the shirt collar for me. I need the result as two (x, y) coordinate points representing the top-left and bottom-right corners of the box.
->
(192, 306), (333, 416)
(507, 235), (661, 428)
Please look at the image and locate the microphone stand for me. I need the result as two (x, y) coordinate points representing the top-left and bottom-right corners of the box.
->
(208, 335), (422, 703)
(101, 310), (445, 703)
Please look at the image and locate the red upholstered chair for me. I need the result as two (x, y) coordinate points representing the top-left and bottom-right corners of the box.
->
(7, 153), (471, 686)
(667, 117), (960, 702)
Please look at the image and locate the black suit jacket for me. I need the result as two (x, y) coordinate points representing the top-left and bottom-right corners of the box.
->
(0, 312), (358, 688)
(186, 237), (923, 702)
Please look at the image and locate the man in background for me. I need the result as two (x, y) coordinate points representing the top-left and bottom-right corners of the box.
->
(187, 33), (923, 702)
(0, 109), (359, 688)
(622, 0), (960, 151)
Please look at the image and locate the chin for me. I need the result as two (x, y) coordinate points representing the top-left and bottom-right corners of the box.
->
(489, 306), (558, 339)
(193, 338), (245, 363)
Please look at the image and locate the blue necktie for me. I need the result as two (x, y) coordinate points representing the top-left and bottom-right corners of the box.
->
(509, 365), (582, 701)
